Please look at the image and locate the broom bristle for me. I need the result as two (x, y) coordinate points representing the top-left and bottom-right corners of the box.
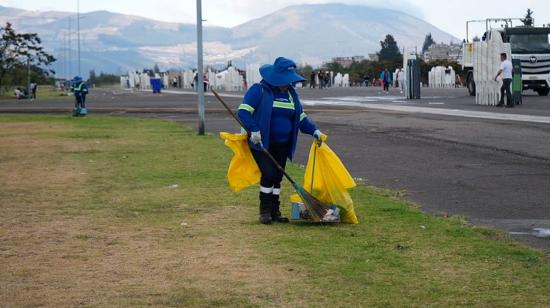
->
(293, 184), (329, 222)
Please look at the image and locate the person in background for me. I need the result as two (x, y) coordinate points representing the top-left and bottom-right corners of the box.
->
(30, 81), (37, 100)
(455, 74), (463, 88)
(237, 57), (323, 225)
(494, 53), (513, 108)
(380, 68), (392, 94)
(310, 71), (316, 88)
(192, 70), (198, 90)
(202, 72), (209, 92)
(14, 87), (26, 99)
(363, 74), (370, 87)
(398, 69), (405, 94)
(324, 71), (331, 88)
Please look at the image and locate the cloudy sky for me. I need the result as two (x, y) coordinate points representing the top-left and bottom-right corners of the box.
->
(1, 0), (549, 38)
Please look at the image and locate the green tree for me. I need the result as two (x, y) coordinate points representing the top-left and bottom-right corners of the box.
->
(153, 63), (160, 74)
(0, 22), (56, 94)
(324, 61), (345, 72)
(93, 72), (120, 86)
(378, 34), (402, 63)
(422, 33), (435, 53)
(521, 9), (534, 26)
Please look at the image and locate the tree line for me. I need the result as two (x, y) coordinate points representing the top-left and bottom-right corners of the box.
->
(1, 21), (466, 93)
(299, 33), (464, 85)
(0, 22), (56, 95)
(88, 70), (121, 86)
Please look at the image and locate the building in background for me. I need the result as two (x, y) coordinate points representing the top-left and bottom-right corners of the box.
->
(423, 43), (463, 63)
(331, 56), (365, 68)
(368, 53), (379, 62)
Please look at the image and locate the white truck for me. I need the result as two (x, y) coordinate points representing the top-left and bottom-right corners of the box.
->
(463, 19), (550, 96)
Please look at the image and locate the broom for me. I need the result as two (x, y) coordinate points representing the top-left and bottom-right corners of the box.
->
(212, 89), (329, 221)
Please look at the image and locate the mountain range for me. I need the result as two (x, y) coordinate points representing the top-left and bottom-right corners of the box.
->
(0, 3), (459, 77)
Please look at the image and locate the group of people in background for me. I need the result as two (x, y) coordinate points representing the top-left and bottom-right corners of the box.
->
(306, 68), (406, 92)
(309, 70), (333, 89)
(14, 82), (37, 100)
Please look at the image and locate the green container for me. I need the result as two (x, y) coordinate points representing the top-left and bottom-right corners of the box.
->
(512, 59), (522, 105)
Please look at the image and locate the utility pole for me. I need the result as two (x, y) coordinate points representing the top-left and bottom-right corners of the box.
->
(68, 16), (72, 79)
(77, 0), (81, 76)
(196, 0), (205, 135)
(62, 32), (66, 80)
(27, 56), (31, 101)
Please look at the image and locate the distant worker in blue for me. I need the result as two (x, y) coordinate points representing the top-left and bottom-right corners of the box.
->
(238, 57), (323, 225)
(380, 68), (392, 94)
(71, 76), (89, 116)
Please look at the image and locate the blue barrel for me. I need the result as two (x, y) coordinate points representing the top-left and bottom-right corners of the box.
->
(150, 78), (162, 93)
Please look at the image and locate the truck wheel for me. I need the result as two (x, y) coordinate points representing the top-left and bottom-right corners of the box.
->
(536, 88), (549, 96)
(467, 74), (476, 96)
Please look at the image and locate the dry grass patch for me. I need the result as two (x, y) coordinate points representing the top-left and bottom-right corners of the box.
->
(0, 117), (307, 307)
(1, 115), (548, 307)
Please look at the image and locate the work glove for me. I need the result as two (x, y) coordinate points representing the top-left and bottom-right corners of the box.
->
(313, 130), (323, 145)
(250, 131), (262, 145)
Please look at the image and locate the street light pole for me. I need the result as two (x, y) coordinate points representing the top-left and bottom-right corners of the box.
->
(68, 16), (72, 79)
(77, 0), (81, 76)
(196, 0), (205, 135)
(27, 56), (31, 101)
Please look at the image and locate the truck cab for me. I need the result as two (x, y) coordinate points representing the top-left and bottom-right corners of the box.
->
(506, 27), (550, 96)
(463, 23), (550, 96)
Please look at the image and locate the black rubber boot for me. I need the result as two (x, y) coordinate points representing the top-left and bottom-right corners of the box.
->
(271, 194), (289, 223)
(259, 192), (272, 225)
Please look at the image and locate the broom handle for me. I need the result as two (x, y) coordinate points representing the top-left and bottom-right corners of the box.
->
(212, 89), (247, 133)
(212, 89), (297, 186)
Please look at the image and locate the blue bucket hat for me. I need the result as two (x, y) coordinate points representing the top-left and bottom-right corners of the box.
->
(259, 57), (305, 86)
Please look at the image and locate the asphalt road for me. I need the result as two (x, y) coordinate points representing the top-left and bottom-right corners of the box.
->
(2, 86), (549, 251)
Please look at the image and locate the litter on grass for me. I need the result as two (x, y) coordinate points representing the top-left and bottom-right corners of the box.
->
(291, 136), (359, 224)
(291, 202), (341, 222)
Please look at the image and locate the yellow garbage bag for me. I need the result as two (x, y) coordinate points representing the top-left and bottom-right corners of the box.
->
(219, 132), (260, 192)
(292, 135), (359, 224)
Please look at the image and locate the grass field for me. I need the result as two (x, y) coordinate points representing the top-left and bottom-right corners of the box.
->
(0, 115), (549, 307)
(0, 85), (71, 100)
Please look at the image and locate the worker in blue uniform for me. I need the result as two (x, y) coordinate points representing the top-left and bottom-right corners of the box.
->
(71, 76), (89, 116)
(238, 57), (323, 225)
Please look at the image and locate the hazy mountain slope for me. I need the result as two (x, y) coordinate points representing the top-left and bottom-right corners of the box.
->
(234, 4), (458, 65)
(0, 4), (459, 77)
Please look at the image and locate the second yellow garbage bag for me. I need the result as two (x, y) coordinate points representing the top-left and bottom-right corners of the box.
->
(293, 136), (359, 224)
(219, 132), (260, 192)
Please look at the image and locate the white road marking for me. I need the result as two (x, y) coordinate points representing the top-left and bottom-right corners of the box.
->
(125, 89), (550, 125)
(124, 88), (244, 98)
(161, 89), (245, 98)
(302, 99), (550, 124)
(323, 96), (404, 102)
